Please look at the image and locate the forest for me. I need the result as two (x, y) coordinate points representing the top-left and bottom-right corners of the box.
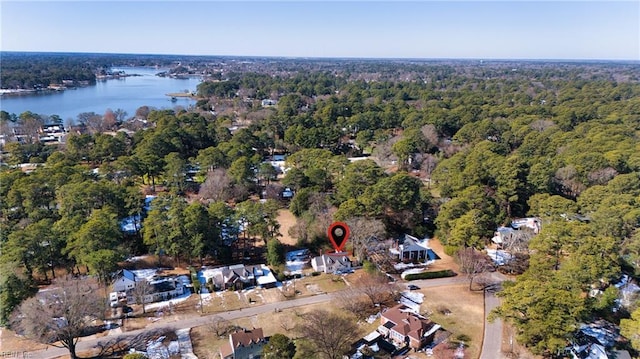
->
(1, 56), (640, 357)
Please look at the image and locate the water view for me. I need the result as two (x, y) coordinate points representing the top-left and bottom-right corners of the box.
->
(0, 67), (201, 121)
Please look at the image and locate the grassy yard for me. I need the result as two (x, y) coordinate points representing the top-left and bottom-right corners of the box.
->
(192, 282), (485, 359)
(192, 302), (367, 358)
(419, 284), (485, 359)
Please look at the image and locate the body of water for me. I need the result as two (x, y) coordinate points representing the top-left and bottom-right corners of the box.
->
(0, 67), (201, 121)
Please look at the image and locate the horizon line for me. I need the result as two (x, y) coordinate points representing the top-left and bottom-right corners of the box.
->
(2, 50), (639, 64)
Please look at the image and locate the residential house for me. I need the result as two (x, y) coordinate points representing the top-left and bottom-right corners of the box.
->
(285, 249), (311, 276)
(350, 331), (400, 359)
(510, 217), (541, 233)
(137, 278), (185, 303)
(378, 304), (440, 350)
(311, 253), (352, 274)
(391, 234), (439, 263)
(491, 226), (516, 245)
(567, 320), (629, 359)
(113, 269), (137, 292)
(219, 328), (266, 359)
(492, 217), (541, 245)
(38, 123), (66, 143)
(263, 154), (289, 176)
(201, 264), (277, 291)
(112, 269), (188, 304)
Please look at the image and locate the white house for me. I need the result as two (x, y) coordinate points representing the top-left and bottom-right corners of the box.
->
(491, 217), (541, 245)
(112, 269), (188, 305)
(113, 269), (137, 292)
(511, 217), (541, 233)
(129, 277), (185, 304)
(391, 234), (438, 263)
(311, 253), (352, 274)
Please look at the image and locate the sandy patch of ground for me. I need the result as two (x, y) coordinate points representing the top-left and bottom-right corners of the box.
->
(277, 209), (298, 246)
(428, 237), (460, 273)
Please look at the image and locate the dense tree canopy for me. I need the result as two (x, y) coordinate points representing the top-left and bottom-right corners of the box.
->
(2, 57), (640, 354)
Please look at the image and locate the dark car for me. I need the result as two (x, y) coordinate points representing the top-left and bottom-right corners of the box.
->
(407, 284), (420, 290)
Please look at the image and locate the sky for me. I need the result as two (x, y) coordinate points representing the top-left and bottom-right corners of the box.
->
(1, 1), (639, 60)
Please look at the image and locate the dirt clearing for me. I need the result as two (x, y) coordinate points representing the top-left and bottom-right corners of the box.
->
(277, 209), (298, 246)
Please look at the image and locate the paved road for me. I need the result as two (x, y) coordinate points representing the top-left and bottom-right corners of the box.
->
(406, 275), (467, 289)
(28, 293), (333, 359)
(480, 273), (508, 359)
(481, 290), (504, 359)
(27, 274), (493, 359)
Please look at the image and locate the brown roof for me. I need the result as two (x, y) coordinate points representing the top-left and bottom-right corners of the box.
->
(382, 304), (434, 342)
(230, 328), (265, 348)
(220, 328), (265, 358)
(220, 341), (233, 358)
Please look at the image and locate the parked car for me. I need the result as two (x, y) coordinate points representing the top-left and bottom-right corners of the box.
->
(407, 284), (420, 290)
(335, 268), (354, 275)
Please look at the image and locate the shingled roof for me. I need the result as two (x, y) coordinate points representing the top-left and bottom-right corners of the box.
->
(381, 304), (438, 345)
(220, 328), (265, 358)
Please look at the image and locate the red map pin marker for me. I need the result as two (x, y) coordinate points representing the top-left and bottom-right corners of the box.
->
(328, 222), (350, 252)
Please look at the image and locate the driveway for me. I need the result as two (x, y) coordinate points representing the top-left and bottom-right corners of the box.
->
(480, 272), (508, 359)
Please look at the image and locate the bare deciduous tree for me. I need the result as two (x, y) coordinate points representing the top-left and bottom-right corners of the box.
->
(587, 167), (618, 186)
(95, 328), (173, 357)
(334, 287), (371, 318)
(501, 228), (535, 254)
(419, 153), (439, 187)
(354, 273), (400, 307)
(345, 217), (386, 263)
(135, 106), (150, 120)
(457, 247), (493, 291)
(279, 316), (297, 332)
(207, 315), (231, 337)
(420, 124), (440, 148)
(289, 217), (311, 245)
(11, 276), (104, 359)
(113, 108), (128, 123)
(77, 112), (106, 134)
(199, 168), (232, 202)
(102, 109), (118, 131)
(554, 165), (586, 198)
(19, 116), (44, 143)
(530, 119), (556, 132)
(131, 280), (153, 314)
(296, 309), (360, 359)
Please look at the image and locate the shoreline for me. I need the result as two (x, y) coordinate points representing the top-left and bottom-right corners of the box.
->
(0, 88), (68, 97)
(166, 92), (198, 99)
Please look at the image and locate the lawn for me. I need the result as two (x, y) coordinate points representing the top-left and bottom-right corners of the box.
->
(192, 302), (366, 358)
(199, 272), (348, 315)
(419, 284), (485, 359)
(0, 328), (49, 352)
(192, 282), (485, 359)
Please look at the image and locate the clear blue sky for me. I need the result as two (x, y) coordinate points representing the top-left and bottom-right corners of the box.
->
(1, 1), (639, 60)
